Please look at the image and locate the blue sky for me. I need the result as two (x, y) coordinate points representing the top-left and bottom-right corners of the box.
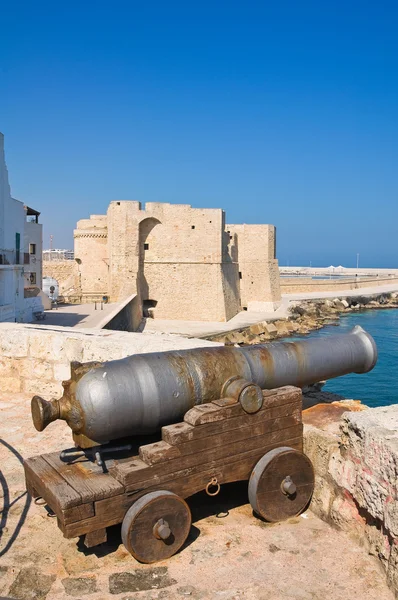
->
(1, 1), (397, 267)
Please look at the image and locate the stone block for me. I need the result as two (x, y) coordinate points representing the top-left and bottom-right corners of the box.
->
(333, 299), (347, 310)
(0, 376), (21, 393)
(264, 322), (278, 336)
(53, 362), (71, 382)
(28, 332), (65, 362)
(309, 474), (335, 518)
(64, 337), (84, 362)
(20, 359), (54, 382)
(0, 330), (28, 357)
(387, 544), (398, 590)
(81, 340), (127, 363)
(274, 321), (289, 335)
(330, 494), (364, 532)
(249, 323), (266, 336)
(303, 424), (339, 477)
(22, 379), (62, 399)
(365, 521), (391, 568)
(0, 357), (18, 377)
(329, 451), (357, 491)
(384, 501), (398, 538)
(340, 407), (398, 528)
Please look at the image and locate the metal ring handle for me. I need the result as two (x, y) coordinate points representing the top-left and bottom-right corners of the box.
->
(34, 496), (47, 506)
(205, 477), (221, 497)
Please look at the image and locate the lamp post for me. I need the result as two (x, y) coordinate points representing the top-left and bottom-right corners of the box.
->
(356, 253), (359, 270)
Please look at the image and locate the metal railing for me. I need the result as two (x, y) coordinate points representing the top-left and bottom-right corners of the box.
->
(0, 249), (19, 265)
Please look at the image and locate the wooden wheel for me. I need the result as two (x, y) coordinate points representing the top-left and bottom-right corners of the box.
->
(248, 446), (314, 522)
(121, 490), (192, 563)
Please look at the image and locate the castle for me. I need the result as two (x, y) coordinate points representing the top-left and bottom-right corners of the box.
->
(66, 200), (281, 323)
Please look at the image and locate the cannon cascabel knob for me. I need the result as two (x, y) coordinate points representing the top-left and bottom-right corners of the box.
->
(31, 396), (61, 432)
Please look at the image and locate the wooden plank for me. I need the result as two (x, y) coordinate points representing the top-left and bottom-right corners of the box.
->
(184, 387), (301, 426)
(162, 402), (301, 445)
(43, 452), (125, 504)
(84, 528), (107, 548)
(139, 441), (180, 465)
(111, 423), (303, 487)
(24, 455), (82, 511)
(144, 414), (300, 465)
(212, 397), (238, 407)
(127, 434), (303, 495)
(184, 403), (225, 425)
(62, 436), (303, 538)
(62, 503), (95, 525)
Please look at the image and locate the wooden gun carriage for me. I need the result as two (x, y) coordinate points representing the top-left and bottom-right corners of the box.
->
(25, 329), (377, 562)
(25, 386), (314, 563)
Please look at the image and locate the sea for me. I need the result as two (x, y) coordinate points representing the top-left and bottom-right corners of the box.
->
(290, 308), (398, 408)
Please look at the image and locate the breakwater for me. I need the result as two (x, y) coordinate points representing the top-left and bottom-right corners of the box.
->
(208, 292), (398, 407)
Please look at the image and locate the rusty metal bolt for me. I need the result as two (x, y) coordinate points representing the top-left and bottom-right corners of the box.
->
(281, 476), (297, 497)
(153, 518), (171, 541)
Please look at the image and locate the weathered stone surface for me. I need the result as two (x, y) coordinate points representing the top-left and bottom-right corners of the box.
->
(303, 424), (339, 476)
(22, 379), (62, 398)
(0, 330), (29, 357)
(0, 376), (21, 393)
(332, 299), (347, 310)
(176, 585), (206, 598)
(9, 567), (56, 600)
(62, 576), (98, 596)
(274, 320), (290, 335)
(0, 323), (221, 397)
(264, 322), (278, 335)
(249, 323), (265, 336)
(109, 568), (176, 594)
(339, 406), (398, 527)
(20, 359), (54, 381)
(53, 362), (71, 381)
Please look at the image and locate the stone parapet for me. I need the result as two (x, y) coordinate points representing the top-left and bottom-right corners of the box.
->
(0, 323), (220, 399)
(281, 276), (398, 294)
(303, 403), (398, 597)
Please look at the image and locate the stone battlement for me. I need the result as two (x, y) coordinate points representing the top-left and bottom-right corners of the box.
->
(67, 200), (282, 324)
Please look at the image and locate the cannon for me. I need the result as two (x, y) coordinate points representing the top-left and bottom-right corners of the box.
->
(31, 325), (377, 447)
(24, 326), (377, 563)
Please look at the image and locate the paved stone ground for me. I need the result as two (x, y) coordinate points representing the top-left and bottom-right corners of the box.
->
(36, 283), (398, 338)
(37, 302), (120, 329)
(0, 392), (394, 600)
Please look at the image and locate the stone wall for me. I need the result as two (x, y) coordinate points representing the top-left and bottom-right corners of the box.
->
(143, 262), (240, 321)
(227, 224), (281, 311)
(281, 276), (398, 294)
(102, 293), (143, 332)
(42, 260), (78, 297)
(74, 215), (108, 300)
(0, 323), (220, 399)
(71, 200), (281, 323)
(304, 405), (398, 597)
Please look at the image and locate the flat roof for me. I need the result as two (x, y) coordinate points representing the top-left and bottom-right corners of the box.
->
(25, 206), (41, 216)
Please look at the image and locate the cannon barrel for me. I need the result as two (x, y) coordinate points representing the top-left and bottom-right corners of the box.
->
(31, 325), (377, 446)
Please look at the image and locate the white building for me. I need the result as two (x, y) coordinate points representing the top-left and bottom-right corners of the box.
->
(24, 206), (43, 287)
(0, 133), (43, 322)
(43, 248), (74, 261)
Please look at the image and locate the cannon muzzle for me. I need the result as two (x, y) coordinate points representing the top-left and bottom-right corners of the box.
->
(31, 325), (377, 446)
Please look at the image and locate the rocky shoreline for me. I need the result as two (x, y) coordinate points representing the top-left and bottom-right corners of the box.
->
(206, 291), (398, 346)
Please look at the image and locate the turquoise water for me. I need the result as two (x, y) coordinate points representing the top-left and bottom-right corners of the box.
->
(292, 308), (398, 407)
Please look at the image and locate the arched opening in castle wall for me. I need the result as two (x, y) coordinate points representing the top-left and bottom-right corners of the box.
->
(138, 217), (161, 316)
